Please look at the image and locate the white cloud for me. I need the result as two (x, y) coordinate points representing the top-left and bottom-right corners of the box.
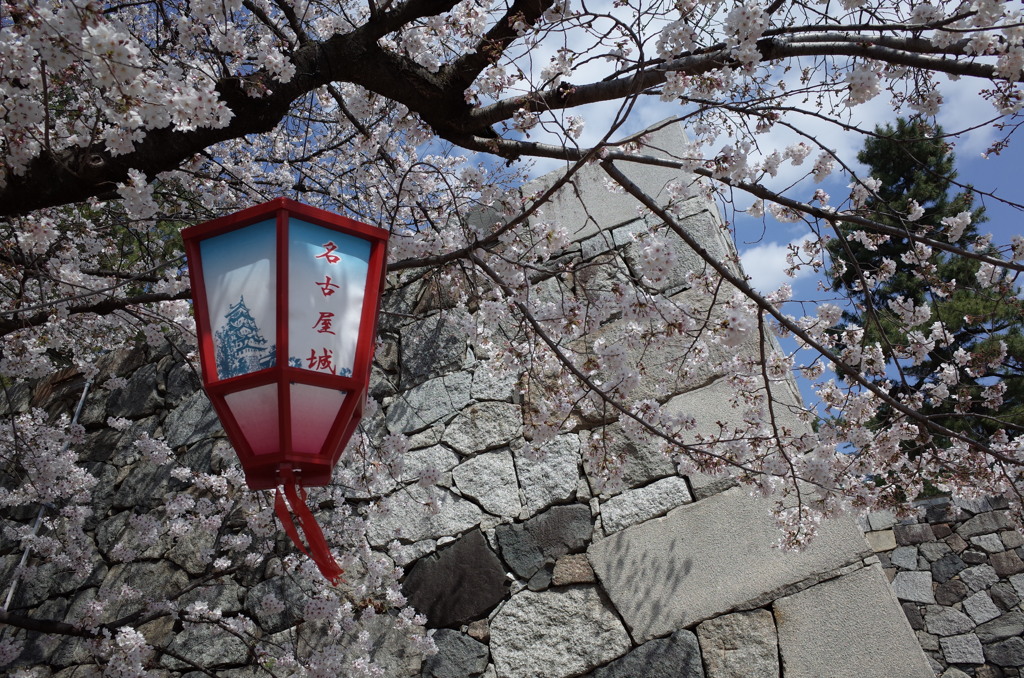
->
(740, 235), (818, 294)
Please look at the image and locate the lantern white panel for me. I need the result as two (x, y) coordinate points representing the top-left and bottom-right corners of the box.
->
(199, 220), (278, 380)
(287, 219), (370, 377)
(224, 384), (280, 455)
(290, 383), (347, 454)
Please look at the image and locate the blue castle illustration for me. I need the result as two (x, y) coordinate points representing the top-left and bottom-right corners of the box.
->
(214, 296), (276, 378)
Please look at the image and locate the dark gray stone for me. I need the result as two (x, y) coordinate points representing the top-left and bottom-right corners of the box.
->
(976, 611), (1024, 644)
(932, 553), (968, 583)
(964, 550), (990, 565)
(164, 389), (221, 449)
(959, 512), (1012, 539)
(990, 582), (1021, 611)
(111, 461), (175, 511)
(421, 629), (489, 678)
(991, 550), (1024, 577)
(589, 629), (704, 678)
(99, 561), (188, 622)
(895, 523), (936, 545)
(243, 575), (305, 633)
(903, 603), (925, 630)
(107, 363), (164, 418)
(920, 541), (953, 562)
(403, 529), (508, 628)
(165, 359), (201, 405)
(400, 310), (470, 387)
(162, 622), (249, 670)
(527, 564), (553, 592)
(986, 637), (1024, 667)
(496, 504), (593, 580)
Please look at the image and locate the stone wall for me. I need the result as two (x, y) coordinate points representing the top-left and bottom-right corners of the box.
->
(865, 496), (1024, 676)
(3, 122), (1015, 677)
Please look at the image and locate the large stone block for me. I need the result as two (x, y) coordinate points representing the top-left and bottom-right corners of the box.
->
(163, 389), (221, 449)
(442, 401), (523, 455)
(589, 629), (704, 678)
(364, 486), (483, 546)
(422, 629), (490, 677)
(697, 609), (778, 678)
(496, 504), (593, 580)
(385, 371), (473, 434)
(775, 565), (933, 678)
(588, 487), (870, 642)
(490, 587), (631, 678)
(399, 310), (471, 387)
(403, 529), (508, 628)
(453, 449), (521, 518)
(514, 435), (581, 513)
(599, 476), (691, 534)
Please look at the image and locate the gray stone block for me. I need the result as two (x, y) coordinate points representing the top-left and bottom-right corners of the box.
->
(891, 571), (936, 604)
(599, 476), (691, 534)
(939, 634), (985, 664)
(496, 504), (593, 580)
(890, 546), (920, 570)
(161, 621), (249, 670)
(442, 401), (523, 455)
(421, 629), (489, 678)
(386, 371), (473, 434)
(990, 582), (1021, 611)
(960, 564), (999, 592)
(520, 125), (688, 244)
(866, 510), (896, 531)
(490, 587), (631, 678)
(590, 629), (704, 678)
(106, 363), (164, 418)
(894, 523), (936, 545)
(970, 533), (1006, 553)
(400, 310), (471, 387)
(364, 486), (483, 546)
(588, 487), (871, 642)
(775, 565), (933, 678)
(470, 364), (519, 402)
(964, 591), (1002, 624)
(932, 553), (967, 583)
(984, 636), (1024, 667)
(958, 512), (1011, 539)
(976, 610), (1024, 643)
(453, 449), (521, 517)
(404, 530), (507, 628)
(920, 541), (952, 563)
(697, 609), (777, 678)
(163, 389), (221, 449)
(515, 435), (581, 513)
(243, 575), (305, 633)
(925, 606), (975, 636)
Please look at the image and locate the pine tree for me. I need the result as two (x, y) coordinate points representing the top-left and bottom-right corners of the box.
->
(829, 119), (1024, 443)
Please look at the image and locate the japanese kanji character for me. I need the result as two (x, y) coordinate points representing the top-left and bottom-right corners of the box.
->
(306, 347), (335, 374)
(312, 311), (336, 335)
(316, 241), (340, 264)
(316, 275), (340, 296)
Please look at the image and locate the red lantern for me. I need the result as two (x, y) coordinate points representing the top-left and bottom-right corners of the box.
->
(182, 198), (388, 582)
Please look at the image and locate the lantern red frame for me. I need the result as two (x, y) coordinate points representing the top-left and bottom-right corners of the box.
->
(182, 198), (388, 490)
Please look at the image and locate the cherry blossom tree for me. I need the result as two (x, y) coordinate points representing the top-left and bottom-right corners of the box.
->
(3, 0), (1024, 674)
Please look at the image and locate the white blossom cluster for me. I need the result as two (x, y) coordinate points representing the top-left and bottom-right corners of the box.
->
(3, 0), (1024, 672)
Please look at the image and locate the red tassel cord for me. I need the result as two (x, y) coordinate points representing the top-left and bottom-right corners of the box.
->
(274, 468), (344, 584)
